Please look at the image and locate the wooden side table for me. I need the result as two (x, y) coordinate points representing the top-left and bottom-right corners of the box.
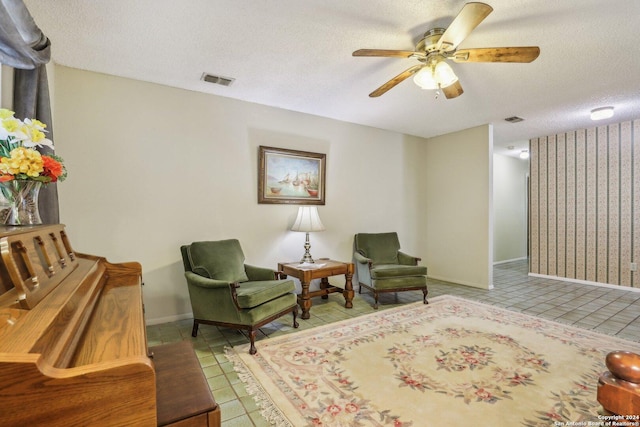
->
(278, 259), (354, 319)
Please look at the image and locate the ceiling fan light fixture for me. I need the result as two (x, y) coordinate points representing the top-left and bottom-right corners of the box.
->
(434, 61), (458, 88)
(413, 66), (439, 90)
(413, 61), (458, 90)
(590, 106), (614, 121)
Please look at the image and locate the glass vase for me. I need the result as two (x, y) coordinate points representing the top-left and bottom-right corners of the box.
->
(0, 180), (43, 225)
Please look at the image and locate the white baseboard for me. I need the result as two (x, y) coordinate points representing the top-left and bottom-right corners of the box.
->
(493, 257), (527, 265)
(528, 273), (640, 293)
(146, 312), (193, 326)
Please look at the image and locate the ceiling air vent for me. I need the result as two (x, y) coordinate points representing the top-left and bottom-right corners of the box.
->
(504, 116), (524, 123)
(201, 73), (235, 87)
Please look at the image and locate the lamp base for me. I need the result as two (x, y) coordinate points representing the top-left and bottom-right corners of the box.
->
(300, 232), (315, 263)
(300, 254), (315, 264)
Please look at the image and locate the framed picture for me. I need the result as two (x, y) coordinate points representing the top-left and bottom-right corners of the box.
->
(258, 146), (326, 205)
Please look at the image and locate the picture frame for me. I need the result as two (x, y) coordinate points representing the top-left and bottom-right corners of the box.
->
(258, 146), (326, 205)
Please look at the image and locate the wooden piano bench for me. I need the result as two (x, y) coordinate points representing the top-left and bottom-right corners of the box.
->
(152, 341), (221, 427)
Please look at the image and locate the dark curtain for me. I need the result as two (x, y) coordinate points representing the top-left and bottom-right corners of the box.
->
(0, 0), (58, 223)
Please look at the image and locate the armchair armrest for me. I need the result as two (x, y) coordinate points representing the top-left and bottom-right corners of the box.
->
(184, 271), (243, 321)
(245, 264), (278, 281)
(184, 271), (233, 289)
(353, 251), (372, 265)
(398, 251), (421, 266)
(353, 251), (373, 285)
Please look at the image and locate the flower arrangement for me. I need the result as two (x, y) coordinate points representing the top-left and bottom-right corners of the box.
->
(0, 108), (66, 183)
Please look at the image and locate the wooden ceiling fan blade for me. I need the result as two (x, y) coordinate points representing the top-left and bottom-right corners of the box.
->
(453, 47), (540, 63)
(369, 65), (423, 97)
(353, 49), (424, 59)
(437, 2), (493, 52)
(442, 80), (464, 99)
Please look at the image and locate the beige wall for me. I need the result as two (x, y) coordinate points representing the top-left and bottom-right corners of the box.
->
(52, 66), (422, 322)
(423, 125), (493, 289)
(493, 154), (528, 263)
(530, 120), (640, 287)
(52, 66), (493, 322)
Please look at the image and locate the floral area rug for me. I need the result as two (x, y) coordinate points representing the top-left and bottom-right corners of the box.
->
(226, 295), (640, 426)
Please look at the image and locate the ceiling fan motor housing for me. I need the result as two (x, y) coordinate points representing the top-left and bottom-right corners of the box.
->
(416, 28), (446, 53)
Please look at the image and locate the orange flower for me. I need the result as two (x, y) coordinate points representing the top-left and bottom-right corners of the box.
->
(41, 155), (64, 182)
(0, 175), (14, 182)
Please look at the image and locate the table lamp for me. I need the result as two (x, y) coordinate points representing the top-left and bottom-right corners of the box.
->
(291, 206), (325, 263)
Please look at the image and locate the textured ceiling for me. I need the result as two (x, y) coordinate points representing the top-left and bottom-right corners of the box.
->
(23, 0), (640, 157)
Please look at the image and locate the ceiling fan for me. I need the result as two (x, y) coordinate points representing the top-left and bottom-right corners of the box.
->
(353, 2), (540, 99)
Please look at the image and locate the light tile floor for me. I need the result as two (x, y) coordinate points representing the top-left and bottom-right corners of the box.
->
(146, 259), (640, 426)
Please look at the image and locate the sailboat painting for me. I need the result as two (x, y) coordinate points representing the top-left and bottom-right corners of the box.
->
(258, 146), (326, 205)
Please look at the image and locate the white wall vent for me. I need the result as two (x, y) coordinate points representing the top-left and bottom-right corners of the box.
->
(504, 116), (524, 123)
(201, 73), (235, 86)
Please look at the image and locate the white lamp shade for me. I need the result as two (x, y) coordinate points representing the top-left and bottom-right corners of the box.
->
(291, 206), (325, 232)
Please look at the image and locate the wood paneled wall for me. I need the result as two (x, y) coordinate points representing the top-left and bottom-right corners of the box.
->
(530, 120), (639, 288)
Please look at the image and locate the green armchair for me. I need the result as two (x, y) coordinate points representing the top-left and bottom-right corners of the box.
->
(180, 239), (299, 354)
(353, 232), (428, 309)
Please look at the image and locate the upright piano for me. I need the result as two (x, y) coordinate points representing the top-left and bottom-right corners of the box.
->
(0, 224), (220, 426)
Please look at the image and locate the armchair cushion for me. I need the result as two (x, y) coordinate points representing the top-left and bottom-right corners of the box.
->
(188, 239), (249, 283)
(355, 232), (401, 265)
(235, 280), (296, 309)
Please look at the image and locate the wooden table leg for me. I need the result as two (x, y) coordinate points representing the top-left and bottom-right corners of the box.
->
(320, 277), (330, 299)
(343, 269), (354, 308)
(299, 280), (311, 319)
